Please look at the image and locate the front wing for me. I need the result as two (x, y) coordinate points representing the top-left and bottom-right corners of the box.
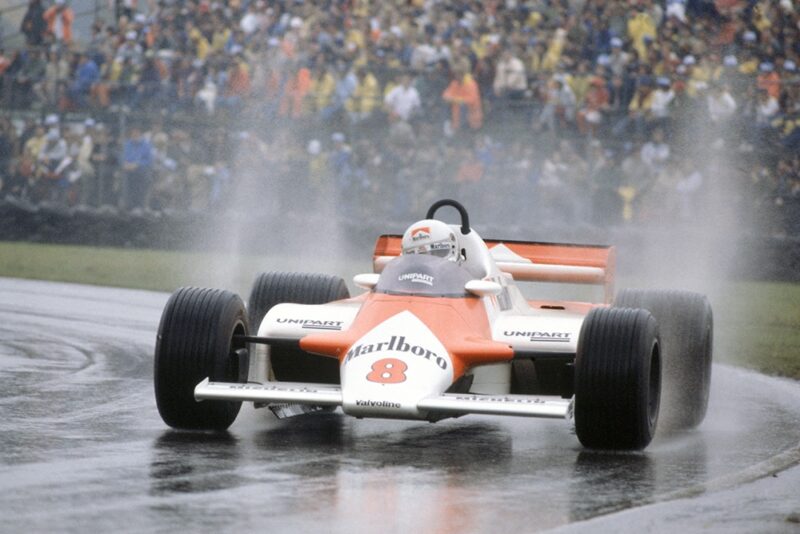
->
(195, 379), (570, 420)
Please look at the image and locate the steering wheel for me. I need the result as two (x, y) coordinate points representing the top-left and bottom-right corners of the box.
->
(425, 199), (471, 235)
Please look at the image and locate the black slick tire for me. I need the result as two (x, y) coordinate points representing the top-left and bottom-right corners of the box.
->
(154, 287), (249, 430)
(247, 272), (350, 384)
(614, 289), (713, 430)
(574, 307), (661, 450)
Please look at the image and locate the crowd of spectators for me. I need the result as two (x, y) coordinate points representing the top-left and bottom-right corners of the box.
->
(0, 0), (798, 236)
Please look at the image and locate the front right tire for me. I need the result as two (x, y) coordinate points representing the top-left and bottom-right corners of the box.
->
(574, 307), (661, 450)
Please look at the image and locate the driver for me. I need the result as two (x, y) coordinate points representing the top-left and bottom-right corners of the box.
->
(401, 220), (463, 264)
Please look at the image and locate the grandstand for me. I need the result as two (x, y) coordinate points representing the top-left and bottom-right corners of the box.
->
(0, 0), (797, 247)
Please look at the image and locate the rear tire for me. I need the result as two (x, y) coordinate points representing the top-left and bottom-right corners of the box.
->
(575, 308), (661, 450)
(248, 272), (350, 384)
(614, 289), (713, 430)
(154, 287), (249, 430)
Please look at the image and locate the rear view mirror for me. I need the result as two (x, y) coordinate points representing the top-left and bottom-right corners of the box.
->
(465, 280), (502, 297)
(353, 273), (380, 290)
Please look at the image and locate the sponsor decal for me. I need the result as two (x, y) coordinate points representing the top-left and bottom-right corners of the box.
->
(398, 272), (434, 286)
(355, 399), (401, 409)
(344, 335), (448, 370)
(429, 242), (453, 254)
(497, 289), (512, 311)
(214, 383), (325, 393)
(411, 227), (431, 242)
(276, 318), (343, 331)
(503, 331), (571, 342)
(367, 358), (407, 383)
(485, 276), (512, 311)
(454, 395), (548, 405)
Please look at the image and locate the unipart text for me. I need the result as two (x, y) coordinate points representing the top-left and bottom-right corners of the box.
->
(276, 318), (343, 330)
(503, 331), (571, 342)
(398, 272), (434, 286)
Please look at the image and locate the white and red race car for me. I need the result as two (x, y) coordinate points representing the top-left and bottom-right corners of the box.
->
(154, 199), (712, 450)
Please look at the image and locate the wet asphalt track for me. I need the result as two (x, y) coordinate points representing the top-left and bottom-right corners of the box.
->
(1, 277), (799, 533)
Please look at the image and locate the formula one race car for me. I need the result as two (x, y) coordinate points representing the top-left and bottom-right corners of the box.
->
(154, 199), (713, 450)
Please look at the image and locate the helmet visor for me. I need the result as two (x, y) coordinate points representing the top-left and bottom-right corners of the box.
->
(405, 240), (455, 260)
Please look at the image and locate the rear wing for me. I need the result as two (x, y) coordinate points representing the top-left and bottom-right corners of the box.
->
(372, 235), (615, 303)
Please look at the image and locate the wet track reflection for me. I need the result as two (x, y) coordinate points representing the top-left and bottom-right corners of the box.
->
(1, 278), (799, 533)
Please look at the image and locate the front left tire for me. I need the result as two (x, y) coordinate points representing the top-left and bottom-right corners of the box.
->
(154, 287), (249, 430)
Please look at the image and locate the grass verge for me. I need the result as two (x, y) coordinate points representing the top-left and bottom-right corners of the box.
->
(711, 282), (800, 380)
(1, 241), (798, 380)
(0, 241), (367, 295)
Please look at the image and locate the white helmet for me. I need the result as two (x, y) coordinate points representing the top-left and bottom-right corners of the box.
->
(401, 219), (461, 263)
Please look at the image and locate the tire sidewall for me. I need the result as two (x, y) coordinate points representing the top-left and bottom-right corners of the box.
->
(154, 287), (248, 430)
(575, 307), (661, 450)
(614, 289), (713, 430)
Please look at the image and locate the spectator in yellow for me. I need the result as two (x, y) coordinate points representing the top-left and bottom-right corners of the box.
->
(627, 4), (656, 59)
(472, 33), (498, 62)
(347, 67), (380, 122)
(542, 28), (567, 71)
(188, 23), (211, 60)
(346, 24), (366, 52)
(611, 81), (654, 138)
(351, 0), (369, 19)
(526, 42), (547, 75)
(683, 55), (711, 97)
(310, 67), (336, 113)
(567, 61), (592, 107)
(693, 55), (715, 84)
(525, 10), (543, 30)
(211, 19), (231, 54)
(737, 31), (759, 74)
(752, 2), (773, 33)
(628, 83), (654, 117)
(24, 124), (47, 161)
